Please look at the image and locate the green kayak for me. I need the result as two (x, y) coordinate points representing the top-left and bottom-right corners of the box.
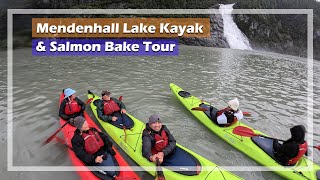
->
(87, 91), (243, 180)
(170, 83), (320, 180)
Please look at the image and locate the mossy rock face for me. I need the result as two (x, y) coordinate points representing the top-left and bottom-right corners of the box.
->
(177, 8), (230, 48)
(232, 0), (320, 59)
(234, 12), (312, 58)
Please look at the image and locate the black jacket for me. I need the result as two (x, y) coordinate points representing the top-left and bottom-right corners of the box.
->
(71, 128), (114, 165)
(59, 97), (86, 120)
(142, 124), (176, 161)
(96, 98), (126, 122)
(273, 125), (307, 165)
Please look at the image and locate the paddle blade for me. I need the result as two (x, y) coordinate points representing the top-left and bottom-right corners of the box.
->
(123, 126), (127, 143)
(44, 120), (70, 145)
(54, 136), (66, 144)
(44, 134), (57, 144)
(243, 111), (251, 116)
(43, 129), (61, 144)
(314, 146), (320, 151)
(191, 107), (208, 111)
(156, 176), (166, 180)
(85, 98), (93, 105)
(119, 96), (123, 101)
(232, 126), (258, 137)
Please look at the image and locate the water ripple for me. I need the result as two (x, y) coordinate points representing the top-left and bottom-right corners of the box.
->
(1, 47), (319, 180)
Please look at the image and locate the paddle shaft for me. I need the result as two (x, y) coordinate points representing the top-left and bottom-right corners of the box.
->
(44, 98), (94, 144)
(191, 107), (250, 115)
(198, 98), (250, 114)
(122, 114), (127, 143)
(44, 120), (70, 144)
(268, 138), (319, 150)
(156, 158), (165, 180)
(233, 126), (320, 151)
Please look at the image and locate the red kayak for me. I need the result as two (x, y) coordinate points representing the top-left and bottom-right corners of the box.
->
(58, 91), (140, 180)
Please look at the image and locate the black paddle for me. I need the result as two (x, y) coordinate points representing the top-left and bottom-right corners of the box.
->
(155, 158), (166, 180)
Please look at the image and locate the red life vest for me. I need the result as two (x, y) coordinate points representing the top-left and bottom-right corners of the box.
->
(151, 130), (169, 155)
(217, 107), (229, 116)
(81, 130), (105, 154)
(103, 99), (120, 115)
(287, 142), (308, 165)
(216, 107), (237, 127)
(64, 99), (81, 115)
(226, 118), (238, 127)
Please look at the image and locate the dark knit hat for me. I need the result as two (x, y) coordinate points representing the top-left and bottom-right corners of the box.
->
(148, 114), (162, 124)
(74, 116), (86, 130)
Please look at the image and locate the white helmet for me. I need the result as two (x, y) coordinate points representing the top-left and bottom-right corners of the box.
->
(228, 98), (239, 111)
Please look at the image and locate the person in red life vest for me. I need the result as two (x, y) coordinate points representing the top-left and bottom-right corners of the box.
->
(96, 89), (134, 129)
(59, 88), (86, 126)
(71, 116), (117, 176)
(210, 98), (243, 127)
(142, 114), (176, 164)
(273, 125), (308, 166)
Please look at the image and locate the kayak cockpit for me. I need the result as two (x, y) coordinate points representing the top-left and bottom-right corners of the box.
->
(178, 91), (191, 98)
(251, 136), (276, 159)
(251, 136), (288, 166)
(161, 146), (201, 176)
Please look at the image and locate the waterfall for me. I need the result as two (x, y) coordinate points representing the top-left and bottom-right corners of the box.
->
(219, 4), (252, 50)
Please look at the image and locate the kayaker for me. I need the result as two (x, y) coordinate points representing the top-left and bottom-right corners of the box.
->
(210, 98), (243, 127)
(96, 89), (134, 129)
(273, 125), (308, 166)
(142, 114), (176, 164)
(59, 88), (86, 126)
(71, 116), (117, 175)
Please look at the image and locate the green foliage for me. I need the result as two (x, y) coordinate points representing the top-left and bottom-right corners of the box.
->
(232, 0), (320, 58)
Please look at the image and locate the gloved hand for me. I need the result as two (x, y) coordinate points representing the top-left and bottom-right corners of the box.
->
(68, 118), (75, 126)
(102, 154), (108, 160)
(224, 110), (234, 118)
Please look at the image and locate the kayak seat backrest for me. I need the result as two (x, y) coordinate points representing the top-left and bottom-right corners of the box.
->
(251, 136), (276, 159)
(178, 91), (191, 98)
(317, 170), (320, 180)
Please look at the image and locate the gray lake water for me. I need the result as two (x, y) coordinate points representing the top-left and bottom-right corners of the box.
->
(1, 46), (319, 180)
